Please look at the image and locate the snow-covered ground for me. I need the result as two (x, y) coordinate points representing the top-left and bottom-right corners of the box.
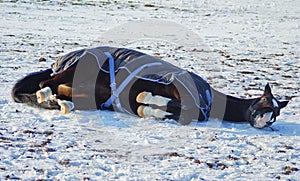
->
(1, 0), (299, 180)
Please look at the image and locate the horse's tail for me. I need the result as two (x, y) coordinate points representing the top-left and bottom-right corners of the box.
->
(12, 69), (53, 103)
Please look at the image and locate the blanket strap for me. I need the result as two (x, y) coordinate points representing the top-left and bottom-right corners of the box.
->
(101, 52), (162, 112)
(101, 52), (124, 112)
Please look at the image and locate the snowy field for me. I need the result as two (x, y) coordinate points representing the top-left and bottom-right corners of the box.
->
(1, 0), (299, 180)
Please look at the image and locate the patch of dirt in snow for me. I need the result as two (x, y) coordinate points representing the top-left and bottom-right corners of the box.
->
(1, 0), (299, 180)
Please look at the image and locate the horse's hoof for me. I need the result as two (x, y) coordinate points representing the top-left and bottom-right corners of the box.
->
(58, 100), (74, 114)
(36, 87), (52, 103)
(136, 92), (149, 104)
(136, 91), (171, 107)
(137, 105), (172, 119)
(137, 105), (146, 118)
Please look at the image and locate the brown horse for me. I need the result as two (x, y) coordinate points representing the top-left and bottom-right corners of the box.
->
(12, 46), (289, 129)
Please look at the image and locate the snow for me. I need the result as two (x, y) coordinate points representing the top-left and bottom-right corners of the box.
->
(1, 0), (299, 180)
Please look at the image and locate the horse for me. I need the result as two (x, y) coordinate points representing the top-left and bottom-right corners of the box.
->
(12, 46), (289, 129)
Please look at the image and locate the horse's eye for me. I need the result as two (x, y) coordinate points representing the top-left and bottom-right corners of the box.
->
(261, 97), (267, 103)
(260, 114), (264, 118)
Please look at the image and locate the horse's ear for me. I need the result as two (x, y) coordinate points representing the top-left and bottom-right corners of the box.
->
(263, 83), (272, 96)
(279, 100), (289, 109)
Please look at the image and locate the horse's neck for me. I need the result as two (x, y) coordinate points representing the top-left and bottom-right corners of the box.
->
(210, 88), (255, 122)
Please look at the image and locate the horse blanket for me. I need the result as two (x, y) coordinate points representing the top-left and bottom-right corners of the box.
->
(51, 46), (211, 124)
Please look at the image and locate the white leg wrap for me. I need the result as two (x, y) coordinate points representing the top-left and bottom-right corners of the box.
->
(36, 87), (74, 114)
(137, 105), (172, 119)
(136, 92), (171, 107)
(57, 99), (74, 114)
(36, 87), (52, 103)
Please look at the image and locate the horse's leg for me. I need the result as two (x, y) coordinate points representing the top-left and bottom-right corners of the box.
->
(41, 79), (98, 113)
(137, 105), (173, 119)
(135, 90), (182, 120)
(132, 85), (182, 120)
(35, 83), (74, 114)
(136, 91), (172, 106)
(21, 66), (76, 113)
(128, 79), (181, 120)
(40, 64), (104, 112)
(39, 66), (75, 94)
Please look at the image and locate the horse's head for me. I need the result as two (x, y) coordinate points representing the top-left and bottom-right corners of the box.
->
(246, 84), (289, 129)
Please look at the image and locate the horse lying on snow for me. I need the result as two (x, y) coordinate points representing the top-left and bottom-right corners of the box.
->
(12, 46), (289, 129)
